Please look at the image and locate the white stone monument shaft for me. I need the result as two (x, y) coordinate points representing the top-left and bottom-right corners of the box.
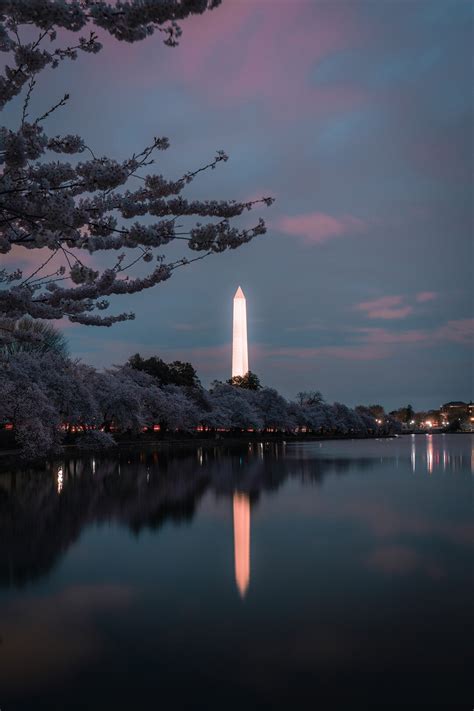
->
(232, 286), (249, 378)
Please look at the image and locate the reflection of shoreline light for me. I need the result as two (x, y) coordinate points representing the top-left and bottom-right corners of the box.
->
(443, 449), (447, 471)
(411, 438), (416, 473)
(233, 493), (250, 597)
(426, 436), (434, 475)
(57, 466), (63, 495)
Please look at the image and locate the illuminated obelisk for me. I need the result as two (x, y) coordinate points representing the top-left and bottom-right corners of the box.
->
(233, 492), (250, 597)
(232, 286), (249, 378)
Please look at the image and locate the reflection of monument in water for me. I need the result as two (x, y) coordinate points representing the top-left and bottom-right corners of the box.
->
(233, 492), (250, 597)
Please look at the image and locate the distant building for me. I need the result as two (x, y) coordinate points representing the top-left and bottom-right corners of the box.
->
(389, 401), (472, 431)
(440, 401), (469, 423)
(464, 402), (474, 431)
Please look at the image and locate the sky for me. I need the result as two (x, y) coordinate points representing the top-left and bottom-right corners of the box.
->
(3, 0), (473, 410)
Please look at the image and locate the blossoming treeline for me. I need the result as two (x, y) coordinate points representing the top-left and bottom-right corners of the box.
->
(0, 348), (400, 459)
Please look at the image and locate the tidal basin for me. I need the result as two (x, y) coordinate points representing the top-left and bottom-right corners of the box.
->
(0, 434), (472, 709)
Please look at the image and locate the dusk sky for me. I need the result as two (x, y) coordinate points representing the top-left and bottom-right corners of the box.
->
(4, 0), (473, 410)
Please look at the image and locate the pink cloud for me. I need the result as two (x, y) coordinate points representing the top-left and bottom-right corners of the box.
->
(3, 245), (99, 278)
(277, 212), (365, 245)
(97, 1), (367, 118)
(411, 128), (472, 183)
(355, 318), (474, 348)
(175, 1), (366, 114)
(366, 307), (413, 320)
(71, 316), (473, 375)
(416, 291), (437, 303)
(47, 316), (81, 332)
(1, 246), (51, 269)
(266, 344), (388, 362)
(356, 327), (427, 345)
(73, 339), (233, 374)
(355, 295), (413, 320)
(254, 319), (474, 368)
(173, 322), (209, 333)
(435, 318), (474, 345)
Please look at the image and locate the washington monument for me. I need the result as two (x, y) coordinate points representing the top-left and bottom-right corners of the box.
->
(232, 286), (249, 378)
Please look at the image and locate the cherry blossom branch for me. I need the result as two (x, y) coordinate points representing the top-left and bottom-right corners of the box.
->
(20, 248), (59, 286)
(0, 0), (278, 337)
(35, 93), (70, 124)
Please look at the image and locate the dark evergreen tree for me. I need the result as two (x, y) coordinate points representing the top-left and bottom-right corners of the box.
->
(227, 371), (262, 391)
(128, 353), (200, 387)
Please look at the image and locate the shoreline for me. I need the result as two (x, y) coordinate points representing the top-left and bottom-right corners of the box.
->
(0, 430), (471, 469)
(0, 432), (393, 467)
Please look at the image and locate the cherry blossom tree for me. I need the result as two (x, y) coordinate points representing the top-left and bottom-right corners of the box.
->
(354, 405), (378, 434)
(0, 352), (64, 457)
(207, 382), (263, 431)
(252, 387), (295, 431)
(91, 366), (155, 432)
(161, 384), (201, 431)
(0, 1), (273, 344)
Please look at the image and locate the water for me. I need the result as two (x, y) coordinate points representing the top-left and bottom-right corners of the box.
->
(0, 434), (472, 709)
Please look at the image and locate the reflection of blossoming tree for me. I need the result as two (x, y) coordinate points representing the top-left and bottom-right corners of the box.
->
(0, 445), (379, 588)
(0, 1), (273, 341)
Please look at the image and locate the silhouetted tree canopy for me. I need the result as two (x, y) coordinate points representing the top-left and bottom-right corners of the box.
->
(296, 391), (324, 407)
(128, 353), (200, 387)
(357, 404), (386, 419)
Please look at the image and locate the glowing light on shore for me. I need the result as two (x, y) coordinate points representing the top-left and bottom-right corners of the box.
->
(232, 286), (249, 378)
(233, 492), (250, 597)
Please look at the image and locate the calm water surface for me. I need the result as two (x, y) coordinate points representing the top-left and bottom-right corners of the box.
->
(0, 435), (472, 709)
